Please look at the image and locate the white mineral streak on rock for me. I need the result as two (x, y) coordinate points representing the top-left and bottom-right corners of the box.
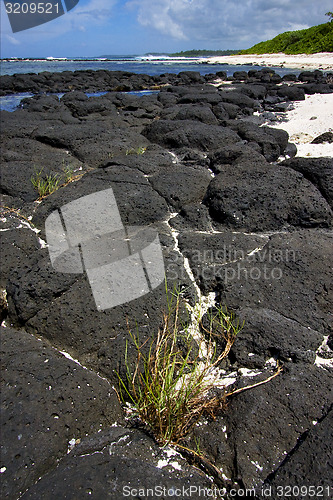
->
(315, 336), (333, 369)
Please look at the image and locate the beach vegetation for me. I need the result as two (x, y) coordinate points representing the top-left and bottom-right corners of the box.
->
(241, 21), (333, 54)
(117, 285), (242, 446)
(62, 163), (76, 184)
(126, 146), (147, 155)
(325, 12), (333, 23)
(31, 167), (60, 198)
(170, 49), (241, 57)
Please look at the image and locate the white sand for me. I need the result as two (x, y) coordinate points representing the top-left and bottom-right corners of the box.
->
(206, 53), (333, 71)
(266, 93), (333, 158)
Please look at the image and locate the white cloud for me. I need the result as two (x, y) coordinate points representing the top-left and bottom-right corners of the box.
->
(126, 0), (333, 47)
(5, 35), (21, 45)
(74, 0), (117, 23)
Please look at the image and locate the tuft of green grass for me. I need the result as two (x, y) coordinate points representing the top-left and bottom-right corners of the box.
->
(117, 286), (242, 447)
(62, 163), (76, 184)
(125, 146), (147, 155)
(31, 167), (60, 199)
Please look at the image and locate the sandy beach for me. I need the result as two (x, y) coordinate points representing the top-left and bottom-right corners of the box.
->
(207, 52), (333, 71)
(264, 93), (333, 158)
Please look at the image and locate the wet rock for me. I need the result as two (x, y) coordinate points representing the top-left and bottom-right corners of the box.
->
(0, 326), (123, 500)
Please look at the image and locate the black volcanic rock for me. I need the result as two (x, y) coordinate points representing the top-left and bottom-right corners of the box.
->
(142, 119), (240, 151)
(216, 230), (333, 333)
(311, 131), (333, 144)
(1, 326), (123, 500)
(1, 72), (333, 497)
(31, 120), (150, 168)
(229, 121), (289, 161)
(148, 164), (212, 210)
(0, 214), (41, 289)
(20, 427), (213, 499)
(218, 90), (258, 109)
(280, 157), (333, 208)
(160, 103), (219, 125)
(277, 85), (305, 101)
(259, 408), (333, 497)
(203, 162), (332, 231)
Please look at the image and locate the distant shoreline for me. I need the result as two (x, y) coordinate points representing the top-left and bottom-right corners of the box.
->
(206, 52), (333, 71)
(2, 52), (333, 71)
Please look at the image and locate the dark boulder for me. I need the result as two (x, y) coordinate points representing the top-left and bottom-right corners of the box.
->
(0, 326), (123, 500)
(177, 70), (205, 84)
(311, 131), (333, 144)
(142, 119), (240, 152)
(298, 71), (318, 82)
(210, 363), (333, 491)
(148, 164), (212, 210)
(280, 157), (333, 208)
(260, 409), (333, 497)
(178, 92), (223, 105)
(203, 162), (332, 231)
(0, 214), (41, 289)
(216, 230), (333, 333)
(233, 71), (248, 81)
(160, 103), (219, 124)
(212, 101), (240, 121)
(32, 120), (150, 168)
(20, 426), (213, 499)
(177, 231), (268, 294)
(282, 73), (298, 82)
(277, 85), (305, 101)
(301, 83), (333, 95)
(209, 144), (266, 173)
(229, 121), (289, 161)
(231, 307), (323, 367)
(169, 203), (212, 232)
(218, 90), (258, 109)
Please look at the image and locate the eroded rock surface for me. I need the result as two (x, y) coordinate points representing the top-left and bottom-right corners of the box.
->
(1, 69), (332, 498)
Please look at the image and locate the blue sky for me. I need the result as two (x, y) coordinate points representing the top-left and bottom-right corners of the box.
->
(0, 0), (331, 58)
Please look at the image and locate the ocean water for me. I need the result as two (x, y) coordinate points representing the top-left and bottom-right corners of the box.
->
(0, 54), (302, 77)
(0, 55), (302, 112)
